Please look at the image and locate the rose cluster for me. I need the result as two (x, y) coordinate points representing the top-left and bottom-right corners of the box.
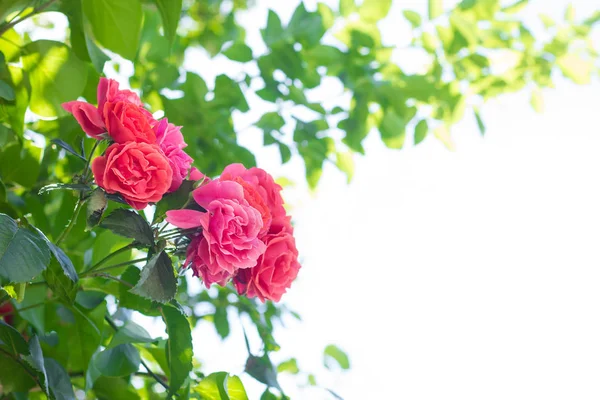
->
(63, 78), (199, 209)
(166, 164), (300, 302)
(63, 78), (300, 302)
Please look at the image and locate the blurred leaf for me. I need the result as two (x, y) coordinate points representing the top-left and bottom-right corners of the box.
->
(100, 209), (154, 246)
(108, 320), (154, 348)
(130, 251), (177, 303)
(195, 372), (249, 400)
(0, 214), (51, 283)
(379, 111), (406, 149)
(434, 125), (454, 150)
(45, 357), (75, 400)
(214, 306), (230, 339)
(557, 54), (593, 84)
(83, 0), (143, 60)
(403, 10), (422, 27)
(323, 345), (350, 370)
(339, 0), (356, 17)
(335, 151), (354, 183)
(473, 109), (485, 136)
(223, 43), (253, 62)
(0, 80), (15, 101)
(277, 358), (299, 374)
(530, 89), (544, 113)
(261, 10), (284, 47)
(503, 0), (528, 14)
(86, 188), (107, 230)
(22, 40), (88, 117)
(162, 305), (193, 395)
(95, 343), (141, 377)
(414, 119), (428, 145)
(245, 354), (282, 391)
(0, 142), (41, 188)
(154, 0), (182, 45)
(43, 256), (77, 305)
(0, 351), (35, 392)
(429, 0), (444, 19)
(50, 139), (87, 161)
(359, 0), (392, 22)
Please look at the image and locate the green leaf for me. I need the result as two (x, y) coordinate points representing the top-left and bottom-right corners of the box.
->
(287, 3), (326, 47)
(43, 256), (78, 305)
(0, 80), (15, 101)
(429, 0), (444, 19)
(277, 358), (299, 374)
(379, 111), (406, 149)
(0, 351), (35, 392)
(359, 0), (392, 22)
(245, 355), (282, 391)
(162, 305), (193, 395)
(50, 139), (87, 162)
(256, 112), (285, 134)
(92, 376), (141, 399)
(45, 357), (76, 400)
(100, 209), (154, 246)
(0, 319), (28, 356)
(86, 188), (107, 230)
(25, 336), (49, 397)
(261, 11), (284, 47)
(502, 0), (528, 14)
(65, 303), (106, 371)
(83, 0), (142, 60)
(195, 372), (249, 400)
(473, 109), (485, 135)
(21, 40), (88, 117)
(278, 143), (291, 164)
(434, 125), (454, 150)
(15, 285), (47, 332)
(84, 33), (110, 73)
(118, 267), (159, 315)
(530, 89), (544, 113)
(0, 214), (51, 283)
(323, 344), (350, 370)
(403, 10), (422, 27)
(0, 142), (41, 188)
(95, 343), (141, 377)
(335, 151), (354, 183)
(414, 119), (428, 145)
(154, 0), (182, 45)
(108, 320), (154, 348)
(449, 13), (478, 49)
(339, 0), (356, 17)
(557, 54), (593, 85)
(130, 251), (177, 303)
(214, 306), (230, 339)
(223, 43), (253, 62)
(75, 290), (106, 310)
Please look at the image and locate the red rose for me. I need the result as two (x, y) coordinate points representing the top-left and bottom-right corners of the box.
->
(234, 231), (300, 302)
(103, 101), (156, 144)
(92, 142), (173, 210)
(0, 302), (14, 326)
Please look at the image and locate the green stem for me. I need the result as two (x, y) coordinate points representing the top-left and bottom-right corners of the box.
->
(0, 301), (47, 316)
(55, 198), (85, 246)
(83, 140), (101, 183)
(0, 0), (59, 36)
(82, 257), (148, 276)
(84, 272), (134, 288)
(83, 242), (135, 274)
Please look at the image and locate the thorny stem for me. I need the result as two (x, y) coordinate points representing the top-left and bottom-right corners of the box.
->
(0, 0), (59, 36)
(85, 257), (149, 275)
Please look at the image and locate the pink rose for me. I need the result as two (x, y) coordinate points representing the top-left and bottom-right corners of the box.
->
(224, 176), (272, 236)
(62, 77), (146, 140)
(166, 180), (266, 287)
(154, 119), (193, 192)
(221, 163), (286, 223)
(92, 142), (173, 210)
(234, 231), (300, 302)
(103, 101), (156, 144)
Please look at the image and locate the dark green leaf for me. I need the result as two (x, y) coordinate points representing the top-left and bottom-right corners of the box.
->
(83, 0), (143, 60)
(0, 142), (41, 188)
(22, 40), (88, 117)
(245, 354), (282, 391)
(45, 357), (76, 400)
(154, 180), (194, 222)
(95, 343), (141, 377)
(130, 251), (177, 303)
(75, 290), (106, 310)
(43, 257), (78, 305)
(0, 80), (15, 101)
(0, 214), (51, 283)
(118, 267), (159, 315)
(100, 209), (154, 246)
(0, 351), (35, 392)
(0, 319), (28, 356)
(214, 306), (230, 339)
(223, 43), (253, 62)
(25, 336), (49, 396)
(108, 320), (154, 348)
(162, 305), (193, 395)
(324, 344), (350, 370)
(154, 0), (182, 45)
(50, 139), (87, 161)
(278, 143), (291, 164)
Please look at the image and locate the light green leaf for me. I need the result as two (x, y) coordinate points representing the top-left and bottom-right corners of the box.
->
(557, 54), (593, 85)
(108, 320), (155, 348)
(195, 372), (249, 400)
(83, 0), (143, 60)
(429, 0), (444, 19)
(359, 0), (392, 22)
(414, 119), (428, 145)
(403, 10), (422, 27)
(130, 251), (177, 304)
(379, 111), (406, 149)
(261, 10), (284, 47)
(154, 0), (182, 45)
(339, 0), (356, 17)
(323, 345), (350, 370)
(502, 0), (528, 14)
(0, 214), (51, 284)
(214, 306), (230, 339)
(223, 43), (253, 62)
(21, 40), (87, 117)
(162, 305), (193, 395)
(95, 343), (141, 377)
(530, 89), (544, 113)
(449, 13), (478, 48)
(335, 151), (354, 183)
(434, 125), (455, 150)
(277, 358), (299, 374)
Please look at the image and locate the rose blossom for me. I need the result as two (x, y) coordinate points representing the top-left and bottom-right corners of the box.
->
(234, 231), (300, 302)
(62, 77), (152, 140)
(104, 101), (156, 144)
(166, 179), (266, 287)
(154, 119), (194, 192)
(92, 142), (173, 210)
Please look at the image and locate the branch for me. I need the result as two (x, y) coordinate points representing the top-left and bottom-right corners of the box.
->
(0, 0), (59, 36)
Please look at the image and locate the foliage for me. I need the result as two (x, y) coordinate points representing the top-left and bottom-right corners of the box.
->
(0, 0), (598, 398)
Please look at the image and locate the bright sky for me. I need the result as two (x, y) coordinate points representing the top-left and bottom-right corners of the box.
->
(189, 1), (600, 399)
